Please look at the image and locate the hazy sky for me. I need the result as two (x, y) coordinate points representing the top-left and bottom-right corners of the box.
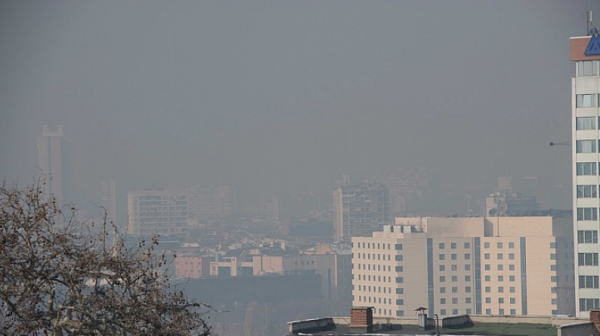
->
(1, 1), (599, 210)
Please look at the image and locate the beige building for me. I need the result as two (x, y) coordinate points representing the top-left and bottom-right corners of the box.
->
(351, 216), (574, 318)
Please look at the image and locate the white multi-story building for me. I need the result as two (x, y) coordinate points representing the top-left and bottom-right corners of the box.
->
(127, 189), (189, 237)
(352, 217), (574, 318)
(571, 30), (600, 317)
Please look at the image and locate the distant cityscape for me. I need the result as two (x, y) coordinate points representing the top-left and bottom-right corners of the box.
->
(27, 23), (600, 336)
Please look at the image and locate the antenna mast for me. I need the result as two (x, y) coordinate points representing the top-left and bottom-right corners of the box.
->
(588, 10), (593, 35)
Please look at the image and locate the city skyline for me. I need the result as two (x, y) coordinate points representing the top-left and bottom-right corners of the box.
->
(6, 3), (600, 335)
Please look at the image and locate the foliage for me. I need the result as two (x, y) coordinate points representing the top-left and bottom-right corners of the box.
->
(0, 182), (211, 336)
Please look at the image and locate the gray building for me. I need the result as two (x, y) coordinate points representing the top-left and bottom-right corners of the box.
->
(37, 125), (73, 207)
(127, 189), (189, 237)
(334, 181), (390, 242)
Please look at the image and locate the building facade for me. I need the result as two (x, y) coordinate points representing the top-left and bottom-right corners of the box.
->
(334, 181), (390, 242)
(37, 125), (73, 207)
(127, 189), (189, 236)
(571, 31), (600, 317)
(351, 217), (574, 318)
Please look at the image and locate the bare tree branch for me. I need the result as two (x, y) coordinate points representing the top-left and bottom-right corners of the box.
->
(0, 182), (212, 336)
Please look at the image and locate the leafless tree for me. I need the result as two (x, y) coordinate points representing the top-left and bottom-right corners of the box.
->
(0, 182), (212, 336)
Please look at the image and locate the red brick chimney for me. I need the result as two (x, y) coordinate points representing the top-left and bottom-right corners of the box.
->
(350, 307), (373, 332)
(590, 309), (600, 334)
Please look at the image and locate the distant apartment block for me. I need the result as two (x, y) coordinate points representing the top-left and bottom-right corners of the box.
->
(351, 217), (575, 318)
(570, 31), (600, 317)
(334, 181), (390, 242)
(187, 185), (236, 220)
(127, 189), (189, 236)
(209, 250), (316, 277)
(175, 254), (212, 279)
(208, 244), (351, 304)
(485, 193), (540, 216)
(37, 125), (73, 207)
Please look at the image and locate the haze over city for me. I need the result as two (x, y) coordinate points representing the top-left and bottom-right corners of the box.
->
(6, 2), (600, 336)
(2, 1), (598, 216)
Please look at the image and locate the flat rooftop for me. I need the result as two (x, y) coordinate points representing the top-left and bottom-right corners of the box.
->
(295, 323), (556, 336)
(287, 315), (591, 336)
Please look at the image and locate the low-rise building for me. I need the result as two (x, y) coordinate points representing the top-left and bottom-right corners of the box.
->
(175, 254), (212, 279)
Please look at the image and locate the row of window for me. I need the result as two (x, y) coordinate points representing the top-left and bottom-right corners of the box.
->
(578, 230), (598, 244)
(438, 242), (471, 249)
(440, 297), (472, 304)
(356, 287), (394, 296)
(577, 207), (598, 221)
(484, 286), (517, 293)
(579, 253), (599, 266)
(576, 140), (599, 153)
(354, 308), (401, 317)
(484, 308), (518, 315)
(439, 287), (461, 294)
(441, 308), (472, 316)
(439, 276), (472, 285)
(483, 242), (515, 249)
(484, 275), (516, 282)
(356, 296), (393, 304)
(483, 264), (516, 271)
(576, 94), (600, 108)
(485, 297), (518, 304)
(355, 242), (402, 250)
(576, 60), (600, 77)
(579, 275), (600, 289)
(484, 253), (515, 260)
(439, 253), (470, 260)
(576, 117), (599, 130)
(580, 298), (600, 311)
(576, 162), (597, 175)
(577, 185), (598, 198)
(356, 274), (392, 283)
(356, 264), (392, 272)
(439, 264), (471, 272)
(355, 253), (393, 261)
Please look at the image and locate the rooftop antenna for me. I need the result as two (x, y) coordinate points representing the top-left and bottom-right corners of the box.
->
(588, 10), (593, 35)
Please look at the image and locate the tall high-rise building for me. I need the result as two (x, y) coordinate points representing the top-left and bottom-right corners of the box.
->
(571, 28), (600, 317)
(101, 179), (118, 226)
(352, 217), (575, 318)
(37, 125), (73, 207)
(333, 181), (390, 242)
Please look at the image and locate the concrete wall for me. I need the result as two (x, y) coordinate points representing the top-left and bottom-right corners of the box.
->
(442, 314), (472, 328)
(287, 317), (335, 334)
(469, 314), (585, 327)
(426, 217), (485, 238)
(557, 322), (595, 336)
